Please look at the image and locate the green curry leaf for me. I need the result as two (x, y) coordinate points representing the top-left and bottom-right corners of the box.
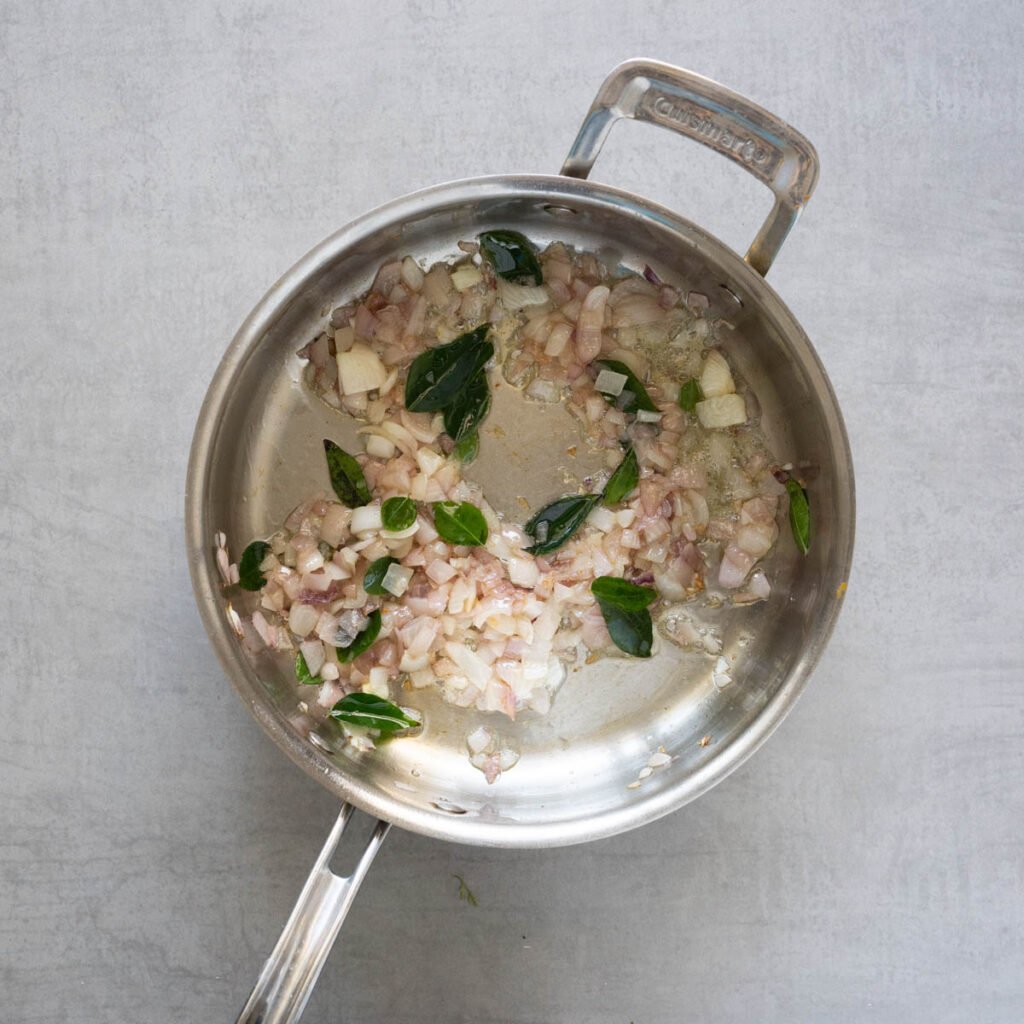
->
(362, 556), (398, 595)
(478, 230), (543, 286)
(330, 692), (420, 733)
(432, 501), (488, 547)
(677, 378), (703, 413)
(602, 447), (639, 506)
(381, 496), (417, 532)
(323, 439), (372, 508)
(524, 494), (599, 556)
(591, 575), (657, 658)
(238, 540), (270, 591)
(595, 359), (659, 414)
(786, 479), (811, 555)
(404, 325), (493, 413)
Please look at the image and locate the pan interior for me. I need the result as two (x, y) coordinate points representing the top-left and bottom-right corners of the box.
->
(188, 177), (853, 847)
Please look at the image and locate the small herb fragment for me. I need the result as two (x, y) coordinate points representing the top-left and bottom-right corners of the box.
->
(381, 496), (417, 532)
(591, 575), (657, 658)
(524, 494), (599, 555)
(433, 501), (489, 547)
(452, 432), (479, 464)
(478, 230), (543, 286)
(404, 325), (493, 413)
(786, 479), (811, 555)
(443, 370), (491, 444)
(323, 439), (371, 507)
(363, 556), (398, 595)
(595, 359), (659, 414)
(336, 609), (382, 663)
(453, 874), (478, 906)
(330, 692), (420, 734)
(678, 377), (703, 413)
(602, 447), (639, 506)
(295, 651), (322, 686)
(238, 540), (270, 591)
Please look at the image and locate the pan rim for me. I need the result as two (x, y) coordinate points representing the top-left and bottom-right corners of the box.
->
(185, 172), (855, 848)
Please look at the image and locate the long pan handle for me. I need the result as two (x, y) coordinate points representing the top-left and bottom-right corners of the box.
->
(561, 59), (819, 276)
(237, 804), (390, 1024)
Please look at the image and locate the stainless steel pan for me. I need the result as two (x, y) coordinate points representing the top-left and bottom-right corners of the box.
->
(186, 60), (854, 1023)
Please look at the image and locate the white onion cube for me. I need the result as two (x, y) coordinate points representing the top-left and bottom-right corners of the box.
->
(508, 557), (540, 589)
(699, 349), (736, 398)
(594, 369), (628, 396)
(696, 394), (747, 429)
(450, 266), (483, 291)
(365, 434), (397, 459)
(586, 506), (617, 533)
(381, 562), (413, 597)
(337, 342), (387, 395)
(350, 504), (383, 535)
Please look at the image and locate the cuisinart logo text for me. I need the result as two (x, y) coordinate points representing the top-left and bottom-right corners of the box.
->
(647, 94), (776, 169)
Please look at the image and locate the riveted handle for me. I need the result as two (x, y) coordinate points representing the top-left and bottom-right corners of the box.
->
(236, 805), (390, 1024)
(561, 60), (819, 275)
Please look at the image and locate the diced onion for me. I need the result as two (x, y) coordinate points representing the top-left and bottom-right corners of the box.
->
(400, 256), (424, 291)
(381, 562), (413, 597)
(575, 285), (609, 363)
(605, 347), (646, 378)
(288, 603), (319, 638)
(415, 448), (445, 477)
(749, 570), (771, 599)
(399, 650), (430, 672)
(320, 505), (350, 547)
(337, 342), (387, 395)
(544, 323), (572, 357)
(381, 522), (421, 542)
(594, 369), (628, 397)
(508, 557), (540, 589)
(424, 560), (454, 585)
(467, 726), (492, 755)
(364, 666), (390, 698)
(699, 349), (735, 398)
(653, 569), (687, 602)
(333, 325), (354, 353)
(299, 640), (325, 676)
(365, 434), (397, 459)
(296, 547), (324, 574)
(636, 409), (663, 423)
(696, 394), (747, 429)
(586, 506), (617, 533)
(712, 656), (733, 688)
(497, 278), (550, 310)
(446, 642), (493, 688)
(496, 748), (520, 771)
(451, 266), (483, 291)
(350, 504), (383, 534)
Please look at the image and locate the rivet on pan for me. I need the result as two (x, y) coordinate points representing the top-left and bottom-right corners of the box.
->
(542, 204), (578, 217)
(432, 799), (468, 815)
(718, 283), (744, 308)
(309, 732), (333, 753)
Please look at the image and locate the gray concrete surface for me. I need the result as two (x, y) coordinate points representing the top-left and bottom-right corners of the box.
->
(3, 2), (1022, 1021)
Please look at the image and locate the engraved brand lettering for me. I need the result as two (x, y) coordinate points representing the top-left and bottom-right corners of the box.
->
(649, 95), (776, 169)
